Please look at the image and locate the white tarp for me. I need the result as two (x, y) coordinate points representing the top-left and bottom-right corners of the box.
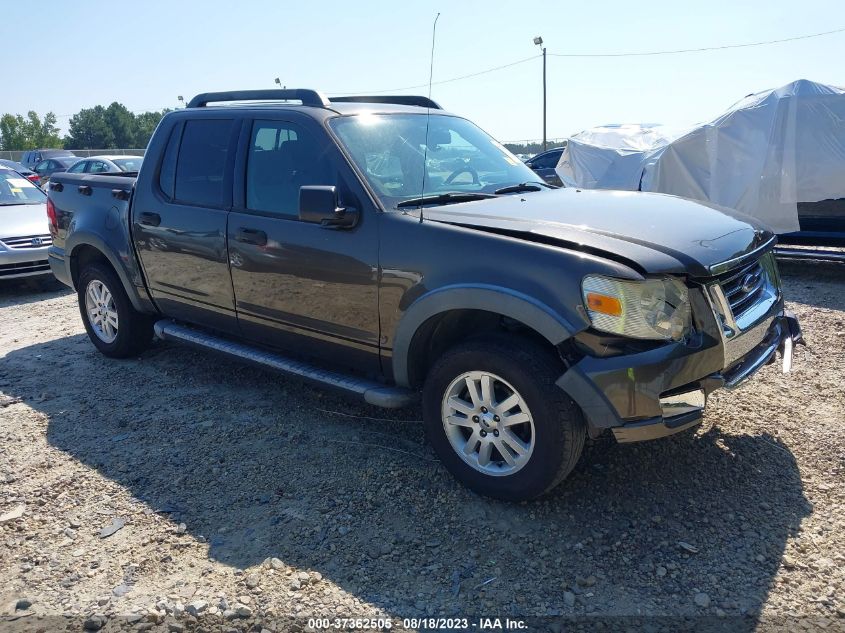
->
(556, 123), (678, 191)
(556, 79), (845, 233)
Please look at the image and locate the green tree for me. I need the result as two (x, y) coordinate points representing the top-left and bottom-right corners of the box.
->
(104, 102), (137, 147)
(64, 106), (115, 149)
(134, 110), (169, 148)
(0, 111), (61, 150)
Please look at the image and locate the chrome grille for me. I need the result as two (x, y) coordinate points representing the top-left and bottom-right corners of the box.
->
(708, 251), (780, 339)
(0, 234), (52, 249)
(0, 260), (50, 277)
(717, 258), (768, 320)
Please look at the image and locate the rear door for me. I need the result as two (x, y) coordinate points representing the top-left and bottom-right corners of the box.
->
(227, 115), (381, 373)
(132, 116), (241, 334)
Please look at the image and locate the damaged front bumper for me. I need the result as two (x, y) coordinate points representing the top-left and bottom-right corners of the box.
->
(557, 308), (803, 443)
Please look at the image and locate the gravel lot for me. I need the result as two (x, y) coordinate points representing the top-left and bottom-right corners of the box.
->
(1, 261), (843, 631)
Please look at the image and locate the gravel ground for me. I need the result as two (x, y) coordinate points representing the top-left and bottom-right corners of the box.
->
(1, 261), (844, 631)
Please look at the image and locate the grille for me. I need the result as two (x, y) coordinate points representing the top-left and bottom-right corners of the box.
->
(717, 258), (768, 320)
(0, 234), (52, 249)
(0, 260), (50, 277)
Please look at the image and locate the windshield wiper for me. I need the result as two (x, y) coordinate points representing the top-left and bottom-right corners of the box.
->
(493, 182), (548, 195)
(396, 192), (497, 209)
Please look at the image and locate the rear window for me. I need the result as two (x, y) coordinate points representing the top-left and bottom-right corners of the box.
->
(174, 119), (234, 207)
(113, 157), (143, 171)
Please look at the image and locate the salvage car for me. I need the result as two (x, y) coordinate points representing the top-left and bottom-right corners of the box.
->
(0, 159), (42, 187)
(0, 167), (52, 280)
(67, 155), (143, 175)
(46, 89), (802, 501)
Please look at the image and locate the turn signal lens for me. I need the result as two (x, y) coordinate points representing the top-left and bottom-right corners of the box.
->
(585, 292), (622, 316)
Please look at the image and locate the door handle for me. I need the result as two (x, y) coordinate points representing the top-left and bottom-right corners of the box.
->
(235, 227), (268, 246)
(78, 185), (92, 196)
(139, 212), (161, 227)
(111, 188), (131, 201)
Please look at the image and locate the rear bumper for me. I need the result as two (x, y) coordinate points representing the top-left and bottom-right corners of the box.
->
(47, 247), (72, 287)
(557, 309), (802, 443)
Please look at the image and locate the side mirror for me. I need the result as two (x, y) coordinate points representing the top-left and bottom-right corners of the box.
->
(299, 186), (358, 228)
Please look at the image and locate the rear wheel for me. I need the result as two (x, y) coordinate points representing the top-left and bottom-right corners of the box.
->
(423, 336), (586, 501)
(77, 262), (153, 358)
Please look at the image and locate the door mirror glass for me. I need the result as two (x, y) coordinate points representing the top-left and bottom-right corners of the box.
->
(299, 186), (357, 228)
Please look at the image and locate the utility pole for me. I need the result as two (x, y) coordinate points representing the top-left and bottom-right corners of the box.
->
(533, 36), (547, 151)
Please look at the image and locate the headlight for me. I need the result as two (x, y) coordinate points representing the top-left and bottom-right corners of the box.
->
(581, 275), (691, 341)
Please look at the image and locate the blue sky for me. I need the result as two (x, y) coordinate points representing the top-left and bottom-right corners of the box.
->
(3, 0), (843, 142)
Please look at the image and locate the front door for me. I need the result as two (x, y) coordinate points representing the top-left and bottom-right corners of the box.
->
(132, 117), (240, 334)
(227, 117), (381, 374)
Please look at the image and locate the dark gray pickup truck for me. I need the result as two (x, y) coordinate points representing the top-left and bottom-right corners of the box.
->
(47, 89), (802, 501)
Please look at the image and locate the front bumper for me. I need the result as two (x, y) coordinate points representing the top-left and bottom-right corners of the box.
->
(0, 246), (52, 279)
(557, 308), (803, 443)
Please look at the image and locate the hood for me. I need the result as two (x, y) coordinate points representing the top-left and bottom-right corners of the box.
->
(420, 188), (773, 277)
(0, 203), (50, 241)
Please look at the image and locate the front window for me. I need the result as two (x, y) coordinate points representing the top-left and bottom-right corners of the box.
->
(330, 113), (543, 209)
(0, 170), (47, 205)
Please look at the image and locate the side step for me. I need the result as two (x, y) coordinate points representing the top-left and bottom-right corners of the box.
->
(774, 246), (845, 263)
(153, 320), (416, 409)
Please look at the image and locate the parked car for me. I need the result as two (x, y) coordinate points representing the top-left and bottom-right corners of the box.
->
(525, 147), (564, 187)
(0, 167), (52, 280)
(0, 159), (41, 187)
(33, 156), (80, 184)
(67, 155), (144, 175)
(20, 149), (77, 171)
(46, 89), (802, 501)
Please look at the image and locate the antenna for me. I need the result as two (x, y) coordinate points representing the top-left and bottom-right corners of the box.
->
(419, 12), (440, 224)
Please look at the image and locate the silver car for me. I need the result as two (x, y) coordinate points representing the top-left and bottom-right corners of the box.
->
(0, 168), (52, 280)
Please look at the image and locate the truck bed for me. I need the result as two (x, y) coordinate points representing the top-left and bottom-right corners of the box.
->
(47, 172), (147, 300)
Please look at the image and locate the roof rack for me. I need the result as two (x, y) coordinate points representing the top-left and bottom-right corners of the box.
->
(187, 89), (331, 108)
(329, 95), (442, 109)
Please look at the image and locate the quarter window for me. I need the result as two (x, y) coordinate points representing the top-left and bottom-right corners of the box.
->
(174, 119), (234, 207)
(245, 120), (333, 218)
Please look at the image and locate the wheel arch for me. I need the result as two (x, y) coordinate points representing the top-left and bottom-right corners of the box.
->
(67, 236), (147, 313)
(391, 284), (580, 388)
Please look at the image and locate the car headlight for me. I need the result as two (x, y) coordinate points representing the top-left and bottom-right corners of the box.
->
(581, 275), (691, 341)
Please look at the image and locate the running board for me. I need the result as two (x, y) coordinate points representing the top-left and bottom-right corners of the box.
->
(774, 246), (845, 263)
(153, 320), (416, 409)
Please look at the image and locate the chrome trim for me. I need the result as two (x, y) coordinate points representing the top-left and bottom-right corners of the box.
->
(724, 335), (779, 389)
(707, 236), (777, 275)
(659, 389), (706, 417)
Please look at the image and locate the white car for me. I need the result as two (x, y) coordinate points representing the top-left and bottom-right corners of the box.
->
(66, 155), (144, 175)
(0, 167), (52, 280)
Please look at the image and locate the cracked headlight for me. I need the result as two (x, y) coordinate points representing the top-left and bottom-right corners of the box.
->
(581, 275), (691, 341)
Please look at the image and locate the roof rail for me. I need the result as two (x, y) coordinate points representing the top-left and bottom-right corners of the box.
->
(329, 95), (442, 109)
(187, 89), (331, 108)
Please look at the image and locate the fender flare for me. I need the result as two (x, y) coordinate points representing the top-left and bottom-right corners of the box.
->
(65, 232), (148, 313)
(391, 284), (580, 387)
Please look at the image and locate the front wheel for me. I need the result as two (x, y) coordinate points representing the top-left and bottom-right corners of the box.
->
(423, 336), (586, 501)
(77, 262), (153, 358)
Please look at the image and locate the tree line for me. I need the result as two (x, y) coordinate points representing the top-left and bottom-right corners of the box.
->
(0, 103), (170, 151)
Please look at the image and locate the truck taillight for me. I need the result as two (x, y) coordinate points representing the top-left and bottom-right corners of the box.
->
(46, 198), (58, 236)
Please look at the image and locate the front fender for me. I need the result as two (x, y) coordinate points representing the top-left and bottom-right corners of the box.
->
(391, 283), (581, 387)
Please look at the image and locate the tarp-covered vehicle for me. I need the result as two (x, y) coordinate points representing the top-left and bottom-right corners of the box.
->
(557, 79), (845, 245)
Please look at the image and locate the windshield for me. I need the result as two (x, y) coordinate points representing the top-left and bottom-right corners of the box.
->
(0, 170), (46, 205)
(112, 157), (143, 171)
(330, 113), (543, 208)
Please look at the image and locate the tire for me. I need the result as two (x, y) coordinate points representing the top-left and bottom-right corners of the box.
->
(423, 335), (586, 501)
(77, 262), (153, 358)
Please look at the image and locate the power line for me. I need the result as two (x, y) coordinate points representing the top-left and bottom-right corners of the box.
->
(35, 25), (845, 118)
(548, 26), (845, 58)
(326, 54), (540, 95)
